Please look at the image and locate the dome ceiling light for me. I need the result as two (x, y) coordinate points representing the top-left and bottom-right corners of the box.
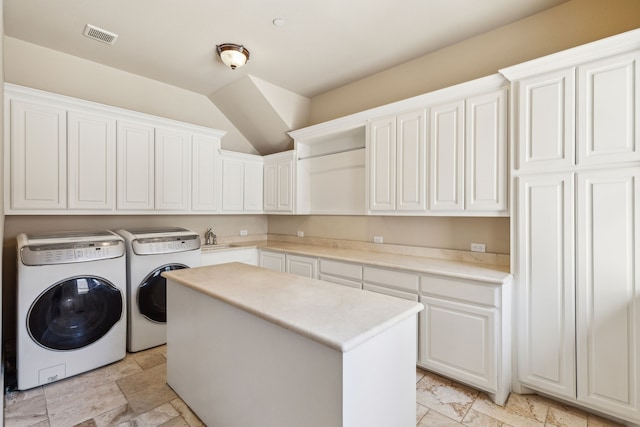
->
(216, 43), (250, 70)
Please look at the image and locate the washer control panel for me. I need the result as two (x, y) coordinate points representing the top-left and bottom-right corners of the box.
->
(20, 240), (126, 266)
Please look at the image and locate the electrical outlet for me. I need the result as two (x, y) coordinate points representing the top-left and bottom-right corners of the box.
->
(297, 231), (304, 238)
(470, 243), (486, 253)
(373, 236), (384, 244)
(240, 230), (248, 236)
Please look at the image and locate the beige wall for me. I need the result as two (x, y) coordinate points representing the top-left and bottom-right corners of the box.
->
(268, 215), (510, 255)
(309, 0), (640, 124)
(3, 37), (258, 155)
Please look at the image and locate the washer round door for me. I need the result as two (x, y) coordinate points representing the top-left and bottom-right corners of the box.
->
(28, 276), (123, 351)
(137, 264), (187, 323)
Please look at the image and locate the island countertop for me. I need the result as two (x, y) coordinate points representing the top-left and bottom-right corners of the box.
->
(163, 262), (424, 353)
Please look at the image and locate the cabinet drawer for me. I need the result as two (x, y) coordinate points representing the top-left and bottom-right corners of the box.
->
(363, 266), (419, 292)
(363, 284), (418, 301)
(319, 274), (362, 289)
(420, 274), (500, 307)
(319, 259), (363, 281)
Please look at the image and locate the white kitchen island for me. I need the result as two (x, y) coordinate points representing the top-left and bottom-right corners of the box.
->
(163, 262), (424, 427)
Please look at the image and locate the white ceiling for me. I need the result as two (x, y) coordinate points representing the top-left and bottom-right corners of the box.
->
(5, 0), (569, 99)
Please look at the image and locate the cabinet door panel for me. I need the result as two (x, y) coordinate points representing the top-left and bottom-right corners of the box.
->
(277, 160), (293, 212)
(286, 254), (317, 279)
(420, 296), (497, 392)
(259, 250), (285, 272)
(517, 69), (575, 171)
(244, 161), (263, 212)
(117, 120), (154, 210)
(155, 127), (190, 211)
(516, 173), (576, 398)
(397, 110), (426, 211)
(263, 163), (278, 211)
(576, 168), (640, 418)
(369, 116), (396, 211)
(222, 157), (244, 211)
(429, 100), (464, 211)
(466, 89), (507, 212)
(191, 135), (220, 212)
(68, 111), (115, 210)
(10, 99), (67, 210)
(578, 51), (640, 165)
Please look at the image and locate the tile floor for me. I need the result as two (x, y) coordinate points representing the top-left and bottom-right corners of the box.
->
(4, 345), (626, 427)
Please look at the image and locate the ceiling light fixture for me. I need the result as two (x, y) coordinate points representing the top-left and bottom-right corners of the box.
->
(216, 43), (250, 70)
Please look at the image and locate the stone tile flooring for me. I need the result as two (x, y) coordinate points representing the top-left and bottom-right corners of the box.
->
(4, 345), (626, 426)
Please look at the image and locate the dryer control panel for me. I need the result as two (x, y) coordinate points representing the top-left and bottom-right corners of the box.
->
(132, 235), (200, 255)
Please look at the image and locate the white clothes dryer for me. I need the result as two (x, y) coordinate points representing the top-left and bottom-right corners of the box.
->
(116, 227), (201, 352)
(16, 230), (127, 390)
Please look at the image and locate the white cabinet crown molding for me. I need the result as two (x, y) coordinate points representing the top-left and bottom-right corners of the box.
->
(500, 28), (640, 81)
(289, 73), (507, 143)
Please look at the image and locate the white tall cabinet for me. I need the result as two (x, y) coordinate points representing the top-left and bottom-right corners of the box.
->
(504, 31), (640, 425)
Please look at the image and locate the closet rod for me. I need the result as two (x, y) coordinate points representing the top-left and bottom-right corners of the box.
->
(298, 145), (365, 161)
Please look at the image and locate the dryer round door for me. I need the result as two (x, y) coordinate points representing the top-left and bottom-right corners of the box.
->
(28, 276), (123, 351)
(137, 264), (187, 323)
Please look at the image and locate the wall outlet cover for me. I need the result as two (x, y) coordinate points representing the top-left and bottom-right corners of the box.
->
(373, 236), (384, 244)
(297, 231), (304, 237)
(470, 243), (486, 253)
(240, 230), (248, 236)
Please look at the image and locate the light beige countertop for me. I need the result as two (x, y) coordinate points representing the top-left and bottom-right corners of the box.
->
(163, 262), (424, 353)
(202, 239), (512, 284)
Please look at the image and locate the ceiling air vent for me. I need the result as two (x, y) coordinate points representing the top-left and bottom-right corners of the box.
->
(83, 24), (118, 45)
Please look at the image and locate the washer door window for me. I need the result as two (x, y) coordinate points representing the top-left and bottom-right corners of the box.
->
(138, 264), (187, 323)
(28, 276), (123, 351)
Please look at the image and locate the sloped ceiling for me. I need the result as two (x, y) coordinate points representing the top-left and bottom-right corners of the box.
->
(208, 75), (310, 155)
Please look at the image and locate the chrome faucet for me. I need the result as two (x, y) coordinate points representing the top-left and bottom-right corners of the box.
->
(204, 227), (217, 245)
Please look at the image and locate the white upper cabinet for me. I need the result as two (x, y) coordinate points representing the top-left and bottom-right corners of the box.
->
(5, 84), (227, 215)
(154, 126), (190, 211)
(465, 89), (507, 212)
(67, 110), (116, 211)
(577, 51), (640, 166)
(244, 160), (264, 212)
(515, 68), (575, 171)
(429, 100), (464, 212)
(116, 120), (155, 211)
(368, 116), (397, 211)
(429, 88), (507, 214)
(368, 109), (426, 213)
(191, 133), (222, 212)
(8, 98), (67, 210)
(221, 151), (263, 213)
(263, 151), (295, 213)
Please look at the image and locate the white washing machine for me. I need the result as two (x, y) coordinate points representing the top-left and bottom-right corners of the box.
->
(16, 230), (127, 390)
(116, 227), (201, 352)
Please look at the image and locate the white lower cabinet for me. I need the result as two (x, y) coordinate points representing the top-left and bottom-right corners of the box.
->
(318, 259), (363, 289)
(419, 274), (511, 405)
(259, 250), (286, 272)
(362, 266), (420, 361)
(286, 254), (317, 278)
